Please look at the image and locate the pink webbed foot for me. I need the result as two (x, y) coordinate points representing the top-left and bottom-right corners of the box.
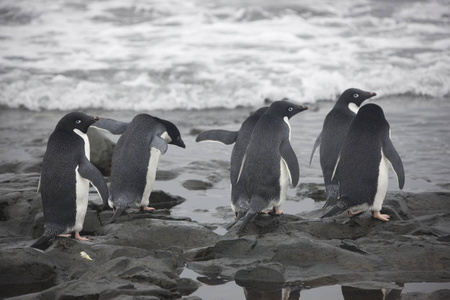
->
(274, 207), (283, 215)
(74, 232), (89, 241)
(58, 234), (71, 238)
(372, 210), (390, 221)
(347, 210), (363, 217)
(141, 206), (155, 212)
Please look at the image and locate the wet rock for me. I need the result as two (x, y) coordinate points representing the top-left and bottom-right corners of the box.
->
(235, 262), (285, 292)
(98, 218), (220, 250)
(150, 190), (186, 209)
(182, 179), (213, 190)
(87, 127), (115, 176)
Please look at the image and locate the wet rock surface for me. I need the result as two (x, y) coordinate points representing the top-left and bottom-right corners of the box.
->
(1, 170), (450, 299)
(1, 108), (449, 299)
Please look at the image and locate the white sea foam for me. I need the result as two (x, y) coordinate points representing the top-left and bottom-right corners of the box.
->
(0, 0), (449, 111)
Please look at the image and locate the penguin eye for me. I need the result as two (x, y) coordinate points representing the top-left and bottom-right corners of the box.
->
(288, 107), (293, 112)
(353, 94), (359, 98)
(75, 120), (81, 124)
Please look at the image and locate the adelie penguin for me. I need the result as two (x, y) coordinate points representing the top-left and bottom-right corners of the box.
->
(236, 100), (308, 233)
(321, 103), (405, 221)
(196, 106), (269, 221)
(108, 114), (185, 223)
(31, 112), (109, 251)
(310, 88), (377, 198)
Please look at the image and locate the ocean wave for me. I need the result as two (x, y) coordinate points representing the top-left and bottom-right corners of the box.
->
(0, 0), (449, 111)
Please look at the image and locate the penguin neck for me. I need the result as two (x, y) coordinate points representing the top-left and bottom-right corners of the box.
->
(73, 129), (90, 160)
(160, 131), (172, 143)
(348, 102), (360, 114)
(283, 116), (291, 141)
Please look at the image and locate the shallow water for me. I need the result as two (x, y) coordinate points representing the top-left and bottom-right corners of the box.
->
(180, 267), (450, 300)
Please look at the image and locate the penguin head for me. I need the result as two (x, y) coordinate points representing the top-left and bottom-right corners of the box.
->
(357, 103), (386, 122)
(161, 120), (186, 148)
(269, 100), (309, 119)
(337, 88), (377, 112)
(56, 112), (99, 134)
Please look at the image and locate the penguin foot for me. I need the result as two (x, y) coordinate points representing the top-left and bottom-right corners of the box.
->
(74, 232), (89, 241)
(268, 207), (283, 216)
(347, 210), (363, 217)
(58, 234), (71, 238)
(372, 211), (390, 221)
(141, 206), (155, 212)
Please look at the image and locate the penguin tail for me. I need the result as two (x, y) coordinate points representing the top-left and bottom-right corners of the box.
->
(109, 206), (127, 224)
(322, 194), (338, 211)
(236, 211), (258, 234)
(30, 234), (54, 251)
(321, 205), (346, 219)
(226, 210), (247, 230)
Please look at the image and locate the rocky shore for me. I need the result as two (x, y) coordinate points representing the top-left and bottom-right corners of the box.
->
(0, 102), (449, 299)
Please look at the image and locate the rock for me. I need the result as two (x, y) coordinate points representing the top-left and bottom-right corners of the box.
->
(97, 218), (220, 250)
(87, 127), (115, 176)
(234, 262), (285, 292)
(149, 190), (186, 209)
(182, 180), (213, 190)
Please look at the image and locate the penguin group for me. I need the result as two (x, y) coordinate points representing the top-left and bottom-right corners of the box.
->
(31, 88), (405, 250)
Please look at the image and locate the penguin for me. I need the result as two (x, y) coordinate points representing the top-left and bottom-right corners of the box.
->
(31, 112), (109, 251)
(310, 88), (377, 199)
(236, 100), (308, 233)
(196, 107), (269, 220)
(321, 103), (405, 221)
(108, 114), (185, 223)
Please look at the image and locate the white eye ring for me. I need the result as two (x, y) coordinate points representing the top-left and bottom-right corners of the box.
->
(288, 107), (293, 112)
(353, 94), (359, 98)
(75, 120), (81, 124)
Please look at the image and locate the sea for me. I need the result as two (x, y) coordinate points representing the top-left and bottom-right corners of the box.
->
(0, 0), (449, 111)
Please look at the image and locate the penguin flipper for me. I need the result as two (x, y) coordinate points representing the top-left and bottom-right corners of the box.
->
(30, 235), (54, 251)
(280, 140), (300, 187)
(91, 118), (129, 135)
(109, 206), (127, 223)
(78, 157), (109, 206)
(383, 133), (405, 189)
(150, 136), (169, 155)
(309, 132), (322, 165)
(196, 130), (239, 145)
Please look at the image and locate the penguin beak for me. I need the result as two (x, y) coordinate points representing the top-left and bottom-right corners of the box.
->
(369, 92), (377, 98)
(93, 116), (100, 122)
(301, 105), (309, 111)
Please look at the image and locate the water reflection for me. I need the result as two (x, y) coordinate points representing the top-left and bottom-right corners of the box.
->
(237, 282), (404, 300)
(341, 286), (402, 300)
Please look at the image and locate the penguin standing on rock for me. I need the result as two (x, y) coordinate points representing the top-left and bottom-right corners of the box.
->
(236, 100), (308, 233)
(321, 103), (405, 221)
(31, 112), (109, 251)
(310, 88), (377, 198)
(108, 114), (185, 223)
(196, 106), (269, 221)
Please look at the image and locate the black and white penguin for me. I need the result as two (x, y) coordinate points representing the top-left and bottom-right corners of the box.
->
(321, 103), (405, 221)
(31, 112), (109, 251)
(237, 100), (308, 233)
(108, 114), (185, 223)
(310, 88), (377, 198)
(196, 107), (269, 220)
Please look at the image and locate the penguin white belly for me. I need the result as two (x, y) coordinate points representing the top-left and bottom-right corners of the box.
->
(71, 129), (91, 232)
(275, 158), (290, 208)
(71, 166), (90, 233)
(140, 147), (161, 207)
(372, 150), (389, 211)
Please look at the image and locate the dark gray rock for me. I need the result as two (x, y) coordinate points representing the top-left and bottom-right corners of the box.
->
(87, 127), (115, 176)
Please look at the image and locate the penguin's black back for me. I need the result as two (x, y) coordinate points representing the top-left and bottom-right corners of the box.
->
(40, 130), (85, 233)
(243, 112), (288, 200)
(335, 104), (389, 205)
(109, 114), (166, 204)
